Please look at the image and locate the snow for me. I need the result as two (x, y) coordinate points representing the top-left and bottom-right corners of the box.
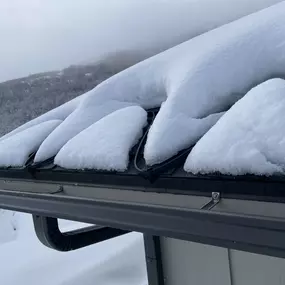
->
(58, 219), (92, 232)
(34, 100), (135, 163)
(27, 1), (285, 168)
(0, 210), (17, 244)
(0, 211), (147, 285)
(0, 120), (61, 167)
(142, 1), (285, 165)
(55, 106), (147, 171)
(3, 2), (285, 170)
(144, 111), (224, 166)
(185, 79), (285, 176)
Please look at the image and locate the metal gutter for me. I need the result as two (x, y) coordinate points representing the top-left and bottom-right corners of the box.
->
(1, 179), (285, 258)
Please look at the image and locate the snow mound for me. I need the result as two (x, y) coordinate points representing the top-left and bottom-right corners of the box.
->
(143, 1), (285, 165)
(144, 111), (224, 165)
(55, 106), (147, 171)
(185, 79), (285, 176)
(35, 101), (135, 163)
(33, 63), (164, 163)
(0, 120), (61, 167)
(25, 1), (285, 167)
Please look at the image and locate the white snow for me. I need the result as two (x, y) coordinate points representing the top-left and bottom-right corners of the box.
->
(0, 211), (147, 285)
(3, 2), (285, 170)
(34, 101), (135, 163)
(55, 106), (147, 171)
(185, 79), (285, 176)
(58, 219), (92, 232)
(0, 120), (61, 167)
(0, 210), (18, 244)
(144, 111), (224, 165)
(142, 1), (285, 165)
(28, 1), (285, 167)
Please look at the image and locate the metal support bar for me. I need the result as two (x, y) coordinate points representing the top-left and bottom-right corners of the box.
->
(144, 235), (165, 285)
(33, 215), (129, 251)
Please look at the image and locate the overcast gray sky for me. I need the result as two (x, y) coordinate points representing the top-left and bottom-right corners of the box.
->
(0, 0), (281, 82)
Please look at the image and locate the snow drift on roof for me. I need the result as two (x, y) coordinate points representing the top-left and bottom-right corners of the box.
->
(54, 106), (147, 171)
(23, 1), (285, 167)
(3, 1), (285, 170)
(144, 111), (224, 166)
(34, 100), (134, 163)
(143, 1), (285, 165)
(185, 79), (285, 176)
(0, 120), (61, 167)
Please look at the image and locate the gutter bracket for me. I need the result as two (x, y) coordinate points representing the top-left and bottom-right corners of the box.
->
(201, 192), (221, 210)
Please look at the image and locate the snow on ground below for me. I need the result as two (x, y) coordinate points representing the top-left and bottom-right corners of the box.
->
(55, 106), (147, 171)
(0, 120), (61, 167)
(185, 79), (285, 176)
(3, 1), (284, 170)
(58, 219), (92, 232)
(0, 210), (18, 244)
(0, 211), (147, 285)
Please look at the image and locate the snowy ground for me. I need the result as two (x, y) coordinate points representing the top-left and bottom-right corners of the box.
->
(0, 210), (147, 285)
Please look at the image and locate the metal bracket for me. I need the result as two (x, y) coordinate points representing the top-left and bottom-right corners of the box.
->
(201, 192), (221, 210)
(33, 215), (129, 251)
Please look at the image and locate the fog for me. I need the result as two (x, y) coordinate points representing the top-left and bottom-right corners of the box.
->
(0, 0), (282, 82)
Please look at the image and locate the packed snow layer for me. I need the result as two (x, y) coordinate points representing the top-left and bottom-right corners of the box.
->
(185, 79), (285, 176)
(25, 1), (285, 168)
(0, 211), (147, 285)
(0, 120), (61, 167)
(55, 106), (147, 171)
(144, 111), (224, 165)
(35, 100), (134, 163)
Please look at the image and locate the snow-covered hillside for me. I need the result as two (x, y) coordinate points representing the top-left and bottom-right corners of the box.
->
(0, 211), (147, 285)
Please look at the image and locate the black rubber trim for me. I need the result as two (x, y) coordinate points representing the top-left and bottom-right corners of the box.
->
(139, 147), (193, 182)
(1, 190), (285, 258)
(33, 215), (129, 251)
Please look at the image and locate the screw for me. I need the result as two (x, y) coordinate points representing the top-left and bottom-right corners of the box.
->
(212, 192), (220, 202)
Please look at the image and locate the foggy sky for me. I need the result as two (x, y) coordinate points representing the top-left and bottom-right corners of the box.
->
(0, 0), (282, 82)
